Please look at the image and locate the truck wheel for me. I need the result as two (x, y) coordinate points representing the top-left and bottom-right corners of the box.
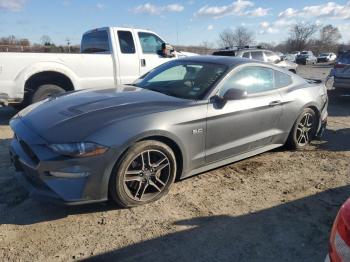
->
(30, 84), (65, 104)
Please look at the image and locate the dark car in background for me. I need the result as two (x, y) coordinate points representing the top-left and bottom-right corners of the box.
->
(331, 50), (350, 90)
(213, 46), (298, 73)
(296, 51), (317, 65)
(9, 56), (328, 207)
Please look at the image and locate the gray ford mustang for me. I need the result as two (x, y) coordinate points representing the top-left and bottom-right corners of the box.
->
(9, 56), (328, 207)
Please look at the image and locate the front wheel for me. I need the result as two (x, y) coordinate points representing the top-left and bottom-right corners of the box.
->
(286, 108), (318, 149)
(109, 140), (177, 207)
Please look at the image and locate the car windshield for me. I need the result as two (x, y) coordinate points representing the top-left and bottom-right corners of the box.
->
(320, 53), (329, 56)
(134, 61), (228, 100)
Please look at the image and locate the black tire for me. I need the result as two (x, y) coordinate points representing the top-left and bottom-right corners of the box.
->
(30, 84), (65, 104)
(286, 108), (318, 150)
(109, 140), (177, 208)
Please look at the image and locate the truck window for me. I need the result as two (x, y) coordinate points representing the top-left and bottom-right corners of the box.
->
(118, 31), (136, 54)
(138, 32), (164, 55)
(81, 30), (110, 54)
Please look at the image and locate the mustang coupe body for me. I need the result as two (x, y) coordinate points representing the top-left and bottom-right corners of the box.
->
(9, 56), (328, 207)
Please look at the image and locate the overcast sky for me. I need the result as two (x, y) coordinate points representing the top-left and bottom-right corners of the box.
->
(1, 0), (350, 46)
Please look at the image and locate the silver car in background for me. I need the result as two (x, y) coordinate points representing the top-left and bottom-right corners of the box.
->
(9, 56), (328, 207)
(213, 47), (298, 73)
(317, 52), (337, 63)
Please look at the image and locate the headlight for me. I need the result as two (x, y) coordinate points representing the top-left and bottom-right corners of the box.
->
(49, 142), (108, 157)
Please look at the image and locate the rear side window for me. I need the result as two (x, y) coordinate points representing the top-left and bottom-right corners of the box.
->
(81, 30), (110, 54)
(242, 52), (250, 58)
(251, 51), (264, 61)
(275, 71), (292, 88)
(138, 32), (164, 54)
(118, 31), (135, 54)
(220, 66), (274, 95)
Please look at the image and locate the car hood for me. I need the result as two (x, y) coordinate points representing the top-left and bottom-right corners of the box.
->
(14, 86), (189, 142)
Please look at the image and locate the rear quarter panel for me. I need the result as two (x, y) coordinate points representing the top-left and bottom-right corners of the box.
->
(279, 80), (326, 140)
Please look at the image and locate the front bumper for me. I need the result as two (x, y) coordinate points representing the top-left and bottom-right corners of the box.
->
(296, 59), (307, 65)
(9, 118), (118, 205)
(317, 58), (328, 63)
(0, 93), (23, 107)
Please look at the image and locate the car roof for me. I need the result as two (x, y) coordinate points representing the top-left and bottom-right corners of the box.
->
(178, 55), (253, 68)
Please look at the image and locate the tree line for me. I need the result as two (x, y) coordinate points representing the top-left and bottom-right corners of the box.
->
(218, 23), (348, 54)
(0, 35), (80, 53)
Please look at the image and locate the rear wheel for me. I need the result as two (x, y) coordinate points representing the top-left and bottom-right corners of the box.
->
(30, 84), (65, 104)
(286, 108), (318, 149)
(109, 140), (176, 207)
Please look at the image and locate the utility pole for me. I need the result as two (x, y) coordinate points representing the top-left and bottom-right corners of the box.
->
(66, 38), (71, 53)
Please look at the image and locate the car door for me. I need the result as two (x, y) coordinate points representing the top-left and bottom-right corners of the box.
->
(114, 30), (141, 84)
(136, 31), (173, 75)
(205, 65), (284, 163)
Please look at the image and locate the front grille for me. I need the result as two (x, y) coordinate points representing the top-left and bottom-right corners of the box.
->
(14, 134), (40, 166)
(21, 165), (48, 190)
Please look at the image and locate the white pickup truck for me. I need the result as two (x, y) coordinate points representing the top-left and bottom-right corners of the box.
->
(0, 27), (190, 107)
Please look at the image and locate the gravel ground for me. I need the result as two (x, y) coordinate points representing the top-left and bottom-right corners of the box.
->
(1, 64), (350, 262)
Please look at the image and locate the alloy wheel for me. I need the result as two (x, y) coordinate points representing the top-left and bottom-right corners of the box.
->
(123, 150), (171, 202)
(296, 112), (314, 146)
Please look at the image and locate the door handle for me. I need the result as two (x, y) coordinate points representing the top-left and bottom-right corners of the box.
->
(269, 100), (282, 106)
(140, 59), (146, 67)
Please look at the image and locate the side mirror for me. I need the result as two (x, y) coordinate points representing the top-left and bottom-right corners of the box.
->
(161, 43), (175, 58)
(223, 88), (248, 101)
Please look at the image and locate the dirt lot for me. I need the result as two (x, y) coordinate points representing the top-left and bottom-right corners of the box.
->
(1, 64), (350, 262)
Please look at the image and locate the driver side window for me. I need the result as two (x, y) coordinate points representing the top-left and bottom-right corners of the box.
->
(138, 32), (164, 55)
(219, 66), (274, 96)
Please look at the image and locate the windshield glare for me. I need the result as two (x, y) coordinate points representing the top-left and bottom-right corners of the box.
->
(135, 61), (227, 100)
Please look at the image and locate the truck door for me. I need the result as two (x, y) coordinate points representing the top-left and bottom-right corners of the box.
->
(136, 31), (173, 76)
(114, 30), (141, 84)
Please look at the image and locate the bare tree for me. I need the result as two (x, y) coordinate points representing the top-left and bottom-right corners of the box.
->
(286, 22), (318, 51)
(319, 25), (341, 50)
(218, 26), (255, 48)
(41, 35), (52, 46)
(19, 38), (30, 47)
